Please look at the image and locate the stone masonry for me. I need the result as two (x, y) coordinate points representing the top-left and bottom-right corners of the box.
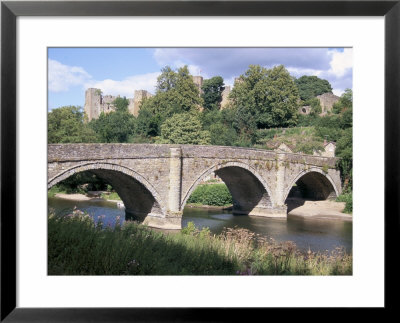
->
(48, 144), (342, 230)
(316, 92), (340, 113)
(84, 88), (153, 121)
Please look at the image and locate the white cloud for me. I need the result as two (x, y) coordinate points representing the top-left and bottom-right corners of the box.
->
(328, 48), (353, 77)
(286, 67), (323, 77)
(48, 59), (91, 92)
(85, 72), (160, 97)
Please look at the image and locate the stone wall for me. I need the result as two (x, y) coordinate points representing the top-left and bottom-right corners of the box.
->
(48, 144), (341, 229)
(221, 86), (231, 109)
(84, 88), (153, 121)
(317, 92), (340, 113)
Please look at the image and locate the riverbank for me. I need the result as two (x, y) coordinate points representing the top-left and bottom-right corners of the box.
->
(52, 194), (351, 221)
(48, 211), (352, 275)
(287, 198), (352, 221)
(54, 192), (122, 204)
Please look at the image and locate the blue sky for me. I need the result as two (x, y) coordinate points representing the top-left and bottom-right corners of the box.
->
(48, 47), (352, 110)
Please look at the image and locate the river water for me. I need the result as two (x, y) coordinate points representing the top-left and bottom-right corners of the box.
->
(48, 197), (352, 253)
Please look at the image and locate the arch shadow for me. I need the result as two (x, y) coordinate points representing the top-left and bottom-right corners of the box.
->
(284, 167), (339, 203)
(48, 163), (166, 220)
(181, 161), (275, 215)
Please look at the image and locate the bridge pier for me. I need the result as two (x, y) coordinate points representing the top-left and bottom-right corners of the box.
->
(143, 213), (182, 230)
(142, 147), (184, 230)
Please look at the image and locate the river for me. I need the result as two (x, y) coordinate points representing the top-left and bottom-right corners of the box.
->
(48, 197), (352, 253)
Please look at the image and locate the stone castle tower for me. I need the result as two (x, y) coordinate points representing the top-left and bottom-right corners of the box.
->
(84, 88), (152, 121)
(84, 75), (234, 121)
(192, 76), (203, 95)
(220, 85), (231, 109)
(130, 90), (153, 116)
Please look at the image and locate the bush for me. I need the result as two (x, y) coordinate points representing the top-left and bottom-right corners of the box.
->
(336, 192), (352, 213)
(187, 184), (232, 206)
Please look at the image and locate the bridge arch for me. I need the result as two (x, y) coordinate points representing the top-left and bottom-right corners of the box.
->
(48, 162), (166, 219)
(284, 167), (340, 202)
(181, 161), (275, 215)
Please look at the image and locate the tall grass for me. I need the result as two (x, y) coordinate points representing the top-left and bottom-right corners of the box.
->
(48, 210), (352, 276)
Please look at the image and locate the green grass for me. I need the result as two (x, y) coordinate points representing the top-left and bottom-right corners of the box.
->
(100, 191), (122, 201)
(48, 212), (352, 275)
(256, 126), (325, 154)
(336, 192), (352, 213)
(48, 186), (67, 198)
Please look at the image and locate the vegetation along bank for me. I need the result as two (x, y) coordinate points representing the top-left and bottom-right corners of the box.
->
(48, 210), (352, 275)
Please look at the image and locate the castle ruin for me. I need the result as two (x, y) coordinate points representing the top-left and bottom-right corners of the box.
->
(84, 75), (338, 121)
(84, 76), (233, 121)
(84, 88), (153, 121)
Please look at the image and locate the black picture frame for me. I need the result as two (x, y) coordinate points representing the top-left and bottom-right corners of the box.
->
(1, 0), (398, 321)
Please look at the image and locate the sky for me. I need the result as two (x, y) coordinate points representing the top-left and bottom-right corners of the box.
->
(48, 47), (352, 110)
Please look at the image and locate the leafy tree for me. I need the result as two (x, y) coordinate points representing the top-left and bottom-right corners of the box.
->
(295, 75), (333, 101)
(304, 97), (322, 116)
(333, 88), (353, 114)
(230, 65), (299, 131)
(336, 127), (352, 190)
(112, 97), (130, 113)
(201, 76), (224, 111)
(89, 110), (135, 143)
(209, 122), (238, 146)
(156, 112), (211, 145)
(156, 66), (178, 92)
(48, 106), (99, 143)
(136, 65), (203, 137)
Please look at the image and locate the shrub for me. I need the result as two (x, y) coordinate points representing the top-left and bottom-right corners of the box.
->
(336, 192), (352, 213)
(187, 184), (233, 206)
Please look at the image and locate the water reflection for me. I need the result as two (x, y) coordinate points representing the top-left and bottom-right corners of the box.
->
(48, 197), (352, 253)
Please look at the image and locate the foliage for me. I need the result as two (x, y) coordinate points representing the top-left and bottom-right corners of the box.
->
(295, 75), (333, 101)
(89, 110), (135, 143)
(156, 112), (211, 145)
(112, 96), (130, 113)
(136, 65), (203, 137)
(332, 89), (353, 114)
(187, 184), (233, 206)
(48, 106), (99, 143)
(49, 171), (109, 194)
(208, 122), (239, 146)
(201, 76), (225, 111)
(256, 127), (324, 154)
(335, 128), (353, 190)
(48, 213), (352, 275)
(100, 191), (121, 201)
(229, 65), (300, 132)
(303, 97), (322, 116)
(336, 191), (352, 213)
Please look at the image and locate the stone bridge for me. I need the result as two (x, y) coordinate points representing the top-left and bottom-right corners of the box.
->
(48, 144), (342, 229)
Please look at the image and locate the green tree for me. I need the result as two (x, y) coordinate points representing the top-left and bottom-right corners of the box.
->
(333, 88), (353, 114)
(112, 97), (130, 113)
(304, 97), (322, 116)
(156, 66), (178, 92)
(295, 75), (333, 101)
(48, 106), (99, 143)
(201, 76), (224, 111)
(136, 65), (203, 137)
(336, 127), (352, 190)
(89, 110), (135, 143)
(230, 65), (299, 131)
(156, 112), (211, 145)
